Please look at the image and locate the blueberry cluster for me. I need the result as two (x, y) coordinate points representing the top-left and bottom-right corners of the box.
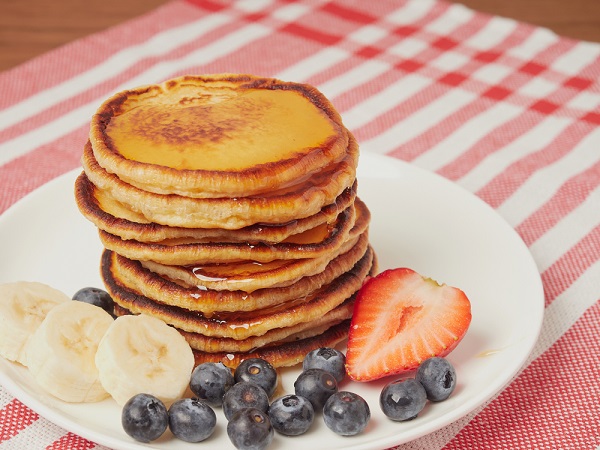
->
(121, 393), (216, 443)
(120, 351), (458, 448)
(294, 347), (371, 437)
(380, 357), (457, 421)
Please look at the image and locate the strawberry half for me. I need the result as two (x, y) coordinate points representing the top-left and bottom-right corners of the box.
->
(345, 268), (471, 382)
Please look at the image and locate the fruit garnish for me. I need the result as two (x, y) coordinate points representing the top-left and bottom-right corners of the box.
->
(345, 268), (471, 382)
(223, 381), (270, 421)
(26, 300), (114, 403)
(189, 362), (235, 407)
(293, 368), (338, 412)
(268, 394), (314, 436)
(302, 347), (346, 383)
(121, 393), (168, 443)
(168, 398), (216, 443)
(416, 356), (457, 401)
(323, 391), (370, 436)
(0, 281), (70, 365)
(227, 407), (274, 450)
(379, 378), (427, 421)
(234, 358), (278, 398)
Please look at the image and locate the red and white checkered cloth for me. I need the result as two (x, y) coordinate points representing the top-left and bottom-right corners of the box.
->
(1, 0), (599, 449)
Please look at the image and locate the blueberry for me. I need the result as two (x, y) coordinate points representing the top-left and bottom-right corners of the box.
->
(121, 393), (168, 443)
(268, 394), (314, 436)
(294, 368), (338, 412)
(189, 362), (235, 407)
(323, 391), (370, 436)
(227, 407), (274, 450)
(234, 358), (278, 397)
(168, 398), (216, 443)
(380, 378), (427, 421)
(222, 381), (270, 421)
(72, 287), (114, 316)
(302, 347), (346, 383)
(416, 357), (457, 402)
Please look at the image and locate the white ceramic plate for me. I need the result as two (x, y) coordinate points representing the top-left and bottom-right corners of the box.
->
(0, 153), (544, 450)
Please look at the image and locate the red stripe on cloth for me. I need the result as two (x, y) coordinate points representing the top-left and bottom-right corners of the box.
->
(582, 111), (600, 125)
(518, 60), (547, 76)
(530, 99), (561, 115)
(280, 22), (343, 46)
(476, 120), (597, 209)
(321, 2), (377, 25)
(0, 128), (87, 215)
(45, 432), (96, 450)
(184, 0), (227, 12)
(516, 161), (600, 246)
(541, 224), (600, 306)
(0, 398), (39, 443)
(443, 301), (600, 450)
(564, 75), (595, 90)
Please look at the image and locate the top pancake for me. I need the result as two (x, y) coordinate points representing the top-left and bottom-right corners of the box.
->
(89, 74), (349, 198)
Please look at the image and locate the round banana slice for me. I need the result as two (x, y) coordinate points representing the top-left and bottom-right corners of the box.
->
(0, 281), (71, 365)
(25, 301), (114, 403)
(95, 314), (194, 406)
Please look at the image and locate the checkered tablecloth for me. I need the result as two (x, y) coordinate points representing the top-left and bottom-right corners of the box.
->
(1, 0), (599, 449)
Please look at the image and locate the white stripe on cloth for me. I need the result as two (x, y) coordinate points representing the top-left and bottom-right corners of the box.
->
(530, 186), (600, 273)
(507, 27), (559, 61)
(550, 40), (600, 75)
(533, 260), (600, 358)
(497, 127), (600, 226)
(357, 87), (476, 154)
(458, 116), (572, 192)
(422, 2), (474, 34)
(462, 15), (517, 50)
(412, 101), (523, 170)
(385, 0), (437, 25)
(317, 59), (391, 101)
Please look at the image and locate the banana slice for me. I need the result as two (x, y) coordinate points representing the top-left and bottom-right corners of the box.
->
(95, 314), (195, 406)
(0, 281), (71, 365)
(25, 300), (114, 403)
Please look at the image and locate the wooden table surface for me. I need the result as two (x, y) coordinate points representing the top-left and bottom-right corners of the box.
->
(1, 0), (599, 71)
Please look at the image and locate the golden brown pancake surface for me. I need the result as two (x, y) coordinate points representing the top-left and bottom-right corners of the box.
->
(89, 74), (350, 198)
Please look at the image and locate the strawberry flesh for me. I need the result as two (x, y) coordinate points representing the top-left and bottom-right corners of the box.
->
(345, 268), (471, 382)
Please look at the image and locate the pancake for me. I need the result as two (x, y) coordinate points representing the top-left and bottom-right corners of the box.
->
(96, 202), (358, 266)
(74, 172), (357, 243)
(115, 300), (353, 354)
(101, 246), (375, 340)
(81, 136), (359, 229)
(188, 320), (350, 369)
(89, 74), (350, 199)
(104, 235), (371, 313)
(138, 198), (370, 292)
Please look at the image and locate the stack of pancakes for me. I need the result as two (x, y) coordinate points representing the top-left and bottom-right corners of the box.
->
(75, 74), (376, 369)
